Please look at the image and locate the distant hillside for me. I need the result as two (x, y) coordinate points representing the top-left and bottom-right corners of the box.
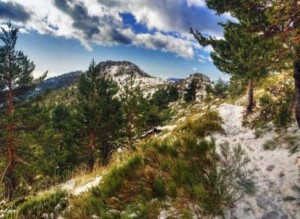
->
(29, 71), (82, 96)
(30, 61), (163, 97)
(28, 63), (213, 100)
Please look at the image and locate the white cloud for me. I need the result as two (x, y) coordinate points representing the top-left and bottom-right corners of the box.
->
(198, 54), (212, 63)
(133, 32), (196, 59)
(187, 0), (206, 7)
(1, 0), (229, 60)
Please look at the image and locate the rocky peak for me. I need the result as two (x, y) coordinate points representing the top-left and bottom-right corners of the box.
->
(179, 72), (212, 90)
(96, 60), (152, 78)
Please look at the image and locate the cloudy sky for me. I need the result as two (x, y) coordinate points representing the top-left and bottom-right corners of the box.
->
(0, 0), (231, 79)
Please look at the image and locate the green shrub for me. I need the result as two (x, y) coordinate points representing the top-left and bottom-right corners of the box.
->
(152, 140), (178, 157)
(258, 93), (275, 121)
(66, 129), (251, 218)
(97, 154), (143, 199)
(274, 102), (292, 132)
(263, 139), (278, 150)
(292, 184), (300, 202)
(179, 111), (223, 137)
(184, 79), (197, 102)
(18, 189), (67, 218)
(196, 142), (254, 216)
(65, 154), (143, 218)
(252, 73), (294, 128)
(153, 176), (166, 198)
(167, 181), (177, 198)
(283, 134), (300, 154)
(206, 79), (229, 99)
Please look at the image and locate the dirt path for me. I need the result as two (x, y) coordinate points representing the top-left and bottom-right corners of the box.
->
(215, 104), (300, 219)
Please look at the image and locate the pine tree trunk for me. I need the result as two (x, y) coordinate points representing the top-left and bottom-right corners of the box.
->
(87, 130), (95, 170)
(246, 79), (254, 115)
(6, 80), (16, 200)
(101, 142), (109, 166)
(127, 111), (134, 149)
(294, 51), (300, 128)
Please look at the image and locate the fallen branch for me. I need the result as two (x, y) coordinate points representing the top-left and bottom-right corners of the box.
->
(139, 127), (163, 139)
(0, 162), (11, 183)
(15, 156), (30, 166)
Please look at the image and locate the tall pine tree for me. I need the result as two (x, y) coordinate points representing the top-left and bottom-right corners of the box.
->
(120, 70), (146, 147)
(184, 79), (197, 102)
(265, 0), (300, 127)
(0, 22), (36, 200)
(78, 60), (122, 168)
(191, 1), (278, 114)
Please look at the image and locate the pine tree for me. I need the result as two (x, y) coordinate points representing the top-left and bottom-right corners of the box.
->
(120, 70), (146, 146)
(264, 0), (300, 127)
(78, 60), (122, 168)
(78, 60), (98, 170)
(184, 79), (197, 102)
(213, 78), (228, 99)
(200, 0), (300, 125)
(0, 22), (36, 200)
(97, 76), (123, 165)
(191, 8), (278, 114)
(151, 88), (170, 109)
(167, 84), (179, 102)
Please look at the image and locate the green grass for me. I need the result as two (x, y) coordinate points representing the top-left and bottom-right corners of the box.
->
(64, 110), (250, 218)
(17, 189), (67, 219)
(283, 134), (300, 154)
(97, 154), (143, 199)
(64, 154), (143, 219)
(153, 176), (166, 198)
(177, 110), (224, 137)
(263, 139), (278, 150)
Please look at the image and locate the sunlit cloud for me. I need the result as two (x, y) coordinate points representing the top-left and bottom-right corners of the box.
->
(0, 0), (230, 60)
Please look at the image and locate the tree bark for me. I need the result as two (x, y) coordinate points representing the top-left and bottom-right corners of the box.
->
(101, 142), (109, 166)
(127, 118), (133, 148)
(246, 79), (254, 115)
(294, 51), (300, 128)
(87, 129), (95, 171)
(6, 80), (16, 200)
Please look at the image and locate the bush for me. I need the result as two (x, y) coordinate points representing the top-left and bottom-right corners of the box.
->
(65, 154), (143, 218)
(151, 88), (170, 109)
(18, 189), (67, 218)
(227, 76), (247, 99)
(167, 85), (179, 102)
(66, 125), (251, 218)
(184, 79), (197, 102)
(153, 176), (166, 198)
(98, 154), (143, 199)
(195, 142), (254, 216)
(258, 93), (275, 121)
(179, 111), (223, 137)
(283, 134), (300, 154)
(211, 78), (228, 99)
(263, 139), (278, 150)
(274, 102), (292, 132)
(252, 73), (294, 129)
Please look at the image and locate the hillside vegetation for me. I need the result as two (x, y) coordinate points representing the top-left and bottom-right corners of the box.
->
(1, 1), (300, 218)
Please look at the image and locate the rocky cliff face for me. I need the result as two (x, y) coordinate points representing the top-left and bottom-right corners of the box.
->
(96, 60), (152, 78)
(180, 72), (211, 89)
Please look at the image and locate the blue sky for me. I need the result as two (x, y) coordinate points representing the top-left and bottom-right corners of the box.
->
(0, 0), (232, 80)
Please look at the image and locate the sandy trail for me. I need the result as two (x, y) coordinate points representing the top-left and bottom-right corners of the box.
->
(215, 104), (300, 219)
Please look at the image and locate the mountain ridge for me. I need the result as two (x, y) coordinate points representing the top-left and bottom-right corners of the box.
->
(32, 60), (213, 96)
